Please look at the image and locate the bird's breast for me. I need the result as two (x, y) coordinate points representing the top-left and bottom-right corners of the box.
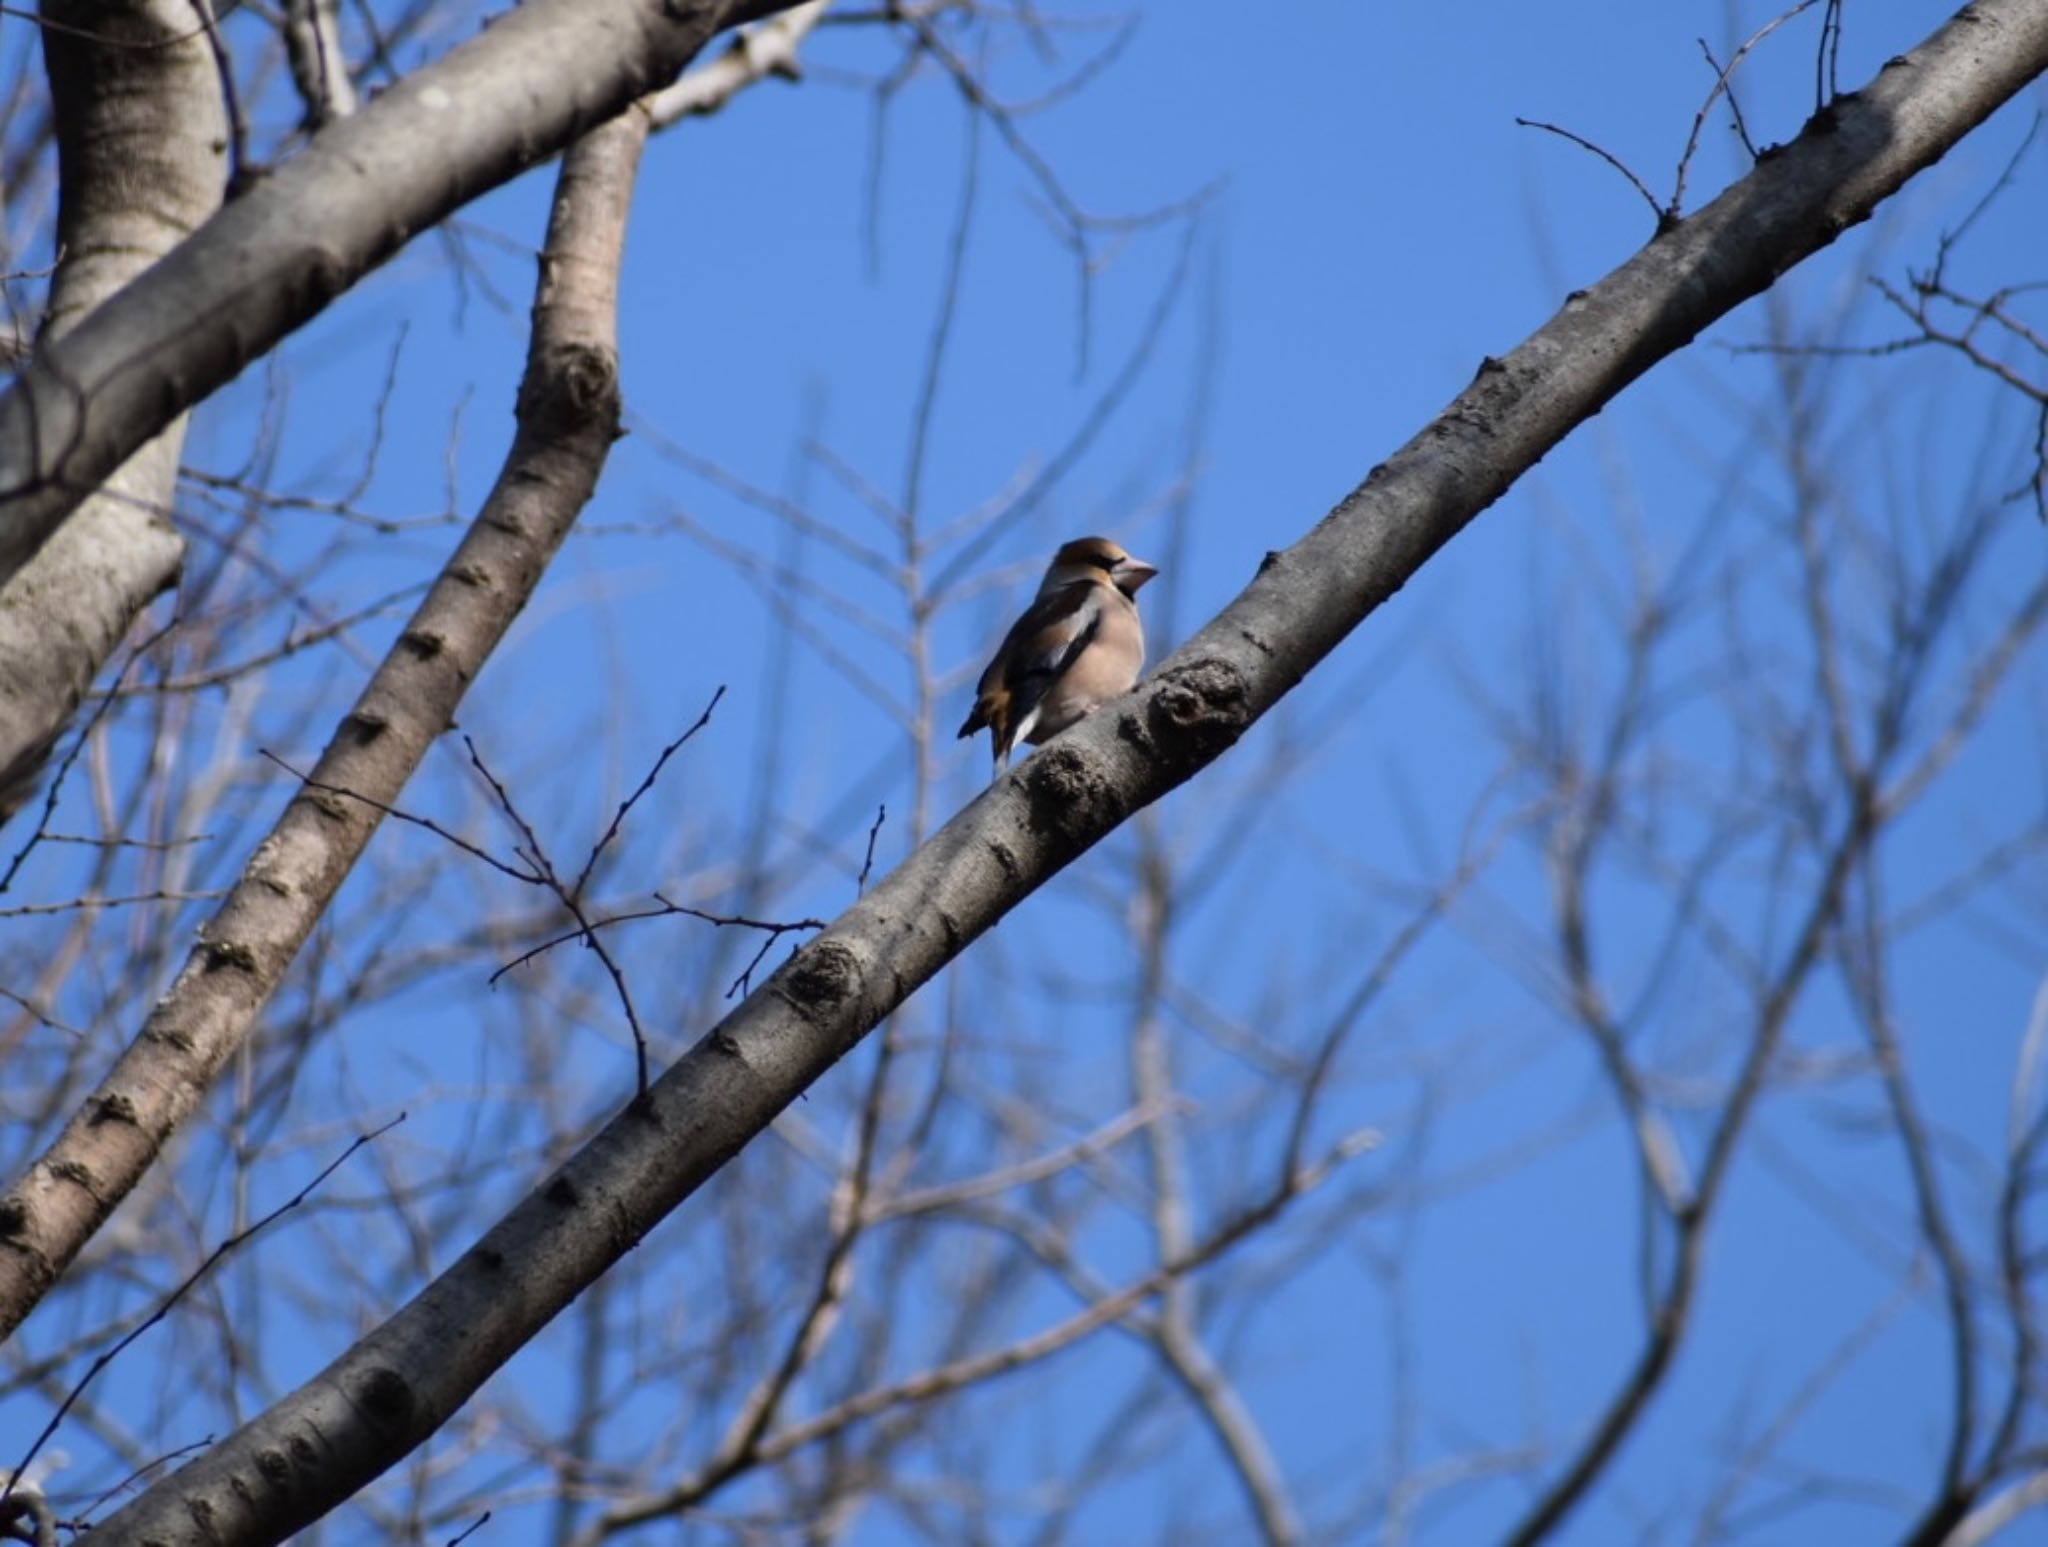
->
(1025, 602), (1145, 743)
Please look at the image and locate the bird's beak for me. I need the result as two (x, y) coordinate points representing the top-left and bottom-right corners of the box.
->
(1112, 556), (1159, 593)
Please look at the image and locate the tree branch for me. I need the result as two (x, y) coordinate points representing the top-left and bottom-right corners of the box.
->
(0, 109), (647, 1344)
(0, 0), (798, 588)
(0, 0), (225, 820)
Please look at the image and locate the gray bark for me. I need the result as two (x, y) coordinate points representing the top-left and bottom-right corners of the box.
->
(0, 0), (792, 589)
(0, 112), (644, 1343)
(0, 0), (824, 1350)
(0, 0), (226, 820)
(81, 3), (2048, 1544)
(282, 0), (357, 128)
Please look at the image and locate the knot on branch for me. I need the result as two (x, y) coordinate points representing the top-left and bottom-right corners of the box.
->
(1142, 658), (1252, 766)
(90, 1092), (139, 1127)
(1020, 743), (1121, 845)
(356, 1365), (415, 1426)
(516, 342), (622, 439)
(200, 937), (261, 974)
(0, 1488), (53, 1547)
(293, 248), (349, 313)
(777, 939), (863, 1028)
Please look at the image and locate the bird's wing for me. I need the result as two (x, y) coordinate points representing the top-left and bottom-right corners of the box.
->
(960, 583), (1104, 739)
(1007, 585), (1103, 683)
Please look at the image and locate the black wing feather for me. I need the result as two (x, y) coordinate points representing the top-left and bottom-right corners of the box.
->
(959, 583), (1103, 746)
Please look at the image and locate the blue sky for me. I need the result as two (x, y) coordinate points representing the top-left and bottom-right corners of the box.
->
(6, 2), (2046, 1543)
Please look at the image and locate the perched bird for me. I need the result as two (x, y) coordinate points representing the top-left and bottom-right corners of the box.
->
(958, 536), (1158, 770)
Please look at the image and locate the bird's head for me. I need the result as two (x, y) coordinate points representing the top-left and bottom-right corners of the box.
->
(1043, 536), (1159, 599)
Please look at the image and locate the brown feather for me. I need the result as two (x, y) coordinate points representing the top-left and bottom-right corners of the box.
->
(960, 538), (1155, 770)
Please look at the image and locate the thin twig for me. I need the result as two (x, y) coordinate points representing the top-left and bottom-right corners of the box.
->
(464, 735), (651, 1095)
(184, 0), (251, 195)
(1515, 117), (1666, 228)
(489, 895), (823, 986)
(1671, 2), (1821, 216)
(2, 1117), (403, 1509)
(569, 685), (726, 902)
(1816, 0), (1844, 111)
(259, 750), (541, 885)
(2, 613), (181, 892)
(856, 804), (886, 895)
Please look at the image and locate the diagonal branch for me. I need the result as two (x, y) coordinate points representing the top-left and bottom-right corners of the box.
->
(0, 109), (649, 1346)
(0, 0), (801, 588)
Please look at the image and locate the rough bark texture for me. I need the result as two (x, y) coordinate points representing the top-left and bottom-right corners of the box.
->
(0, 112), (648, 1347)
(0, 0), (225, 820)
(0, 0), (791, 589)
(81, 4), (2048, 1545)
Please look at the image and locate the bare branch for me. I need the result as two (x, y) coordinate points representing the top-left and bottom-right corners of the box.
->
(0, 0), (800, 586)
(0, 0), (224, 821)
(0, 105), (649, 1344)
(1515, 117), (1667, 229)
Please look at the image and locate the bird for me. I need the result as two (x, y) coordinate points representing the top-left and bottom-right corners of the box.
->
(958, 535), (1158, 770)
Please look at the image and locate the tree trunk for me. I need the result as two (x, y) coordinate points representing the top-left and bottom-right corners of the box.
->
(0, 0), (226, 819)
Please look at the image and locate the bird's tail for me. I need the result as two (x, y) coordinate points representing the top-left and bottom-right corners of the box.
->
(958, 688), (1012, 765)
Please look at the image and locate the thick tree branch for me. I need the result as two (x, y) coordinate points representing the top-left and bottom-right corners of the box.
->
(0, 0), (795, 589)
(71, 4), (2048, 1545)
(0, 0), (226, 820)
(0, 111), (648, 1346)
